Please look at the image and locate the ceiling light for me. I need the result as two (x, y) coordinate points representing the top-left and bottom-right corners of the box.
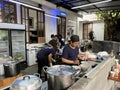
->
(68, 20), (76, 23)
(9, 0), (58, 19)
(9, 0), (42, 11)
(72, 0), (112, 9)
(45, 14), (59, 19)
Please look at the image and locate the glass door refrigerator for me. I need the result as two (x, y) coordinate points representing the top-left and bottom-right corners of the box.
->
(0, 30), (9, 57)
(0, 23), (27, 70)
(11, 30), (26, 62)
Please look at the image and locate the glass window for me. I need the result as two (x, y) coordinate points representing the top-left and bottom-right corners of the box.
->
(57, 16), (66, 38)
(0, 1), (2, 22)
(2, 1), (17, 23)
(21, 5), (45, 43)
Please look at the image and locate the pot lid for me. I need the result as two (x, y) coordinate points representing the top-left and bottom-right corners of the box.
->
(46, 65), (75, 76)
(3, 60), (19, 65)
(11, 75), (42, 90)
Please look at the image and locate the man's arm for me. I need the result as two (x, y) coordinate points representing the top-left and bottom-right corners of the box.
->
(47, 43), (53, 47)
(48, 53), (56, 63)
(62, 58), (79, 65)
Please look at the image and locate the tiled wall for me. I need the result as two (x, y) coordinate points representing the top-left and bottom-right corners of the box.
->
(93, 41), (120, 58)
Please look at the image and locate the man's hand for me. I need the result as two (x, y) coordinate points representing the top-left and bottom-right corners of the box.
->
(52, 59), (56, 62)
(74, 60), (79, 65)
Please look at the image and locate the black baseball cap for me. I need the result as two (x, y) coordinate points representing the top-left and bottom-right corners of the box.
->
(51, 34), (54, 38)
(70, 35), (79, 42)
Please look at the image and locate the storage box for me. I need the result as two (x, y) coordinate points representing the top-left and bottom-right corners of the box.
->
(38, 37), (45, 43)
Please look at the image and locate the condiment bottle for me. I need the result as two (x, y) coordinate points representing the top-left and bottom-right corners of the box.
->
(115, 59), (119, 67)
(110, 50), (115, 58)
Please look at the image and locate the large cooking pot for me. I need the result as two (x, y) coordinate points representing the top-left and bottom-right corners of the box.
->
(43, 65), (80, 90)
(3, 60), (20, 77)
(10, 73), (42, 90)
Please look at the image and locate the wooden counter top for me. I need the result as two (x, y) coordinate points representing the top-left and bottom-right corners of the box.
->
(0, 73), (22, 89)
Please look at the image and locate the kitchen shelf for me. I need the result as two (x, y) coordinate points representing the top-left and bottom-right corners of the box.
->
(29, 30), (38, 43)
(30, 36), (38, 37)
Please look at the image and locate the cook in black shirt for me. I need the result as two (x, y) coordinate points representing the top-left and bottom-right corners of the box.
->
(62, 35), (80, 65)
(36, 47), (58, 80)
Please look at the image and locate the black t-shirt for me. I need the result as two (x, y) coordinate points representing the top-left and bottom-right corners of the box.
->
(62, 44), (79, 61)
(49, 39), (58, 48)
(37, 47), (56, 58)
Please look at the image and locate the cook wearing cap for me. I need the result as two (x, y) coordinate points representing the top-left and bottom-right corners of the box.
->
(62, 35), (80, 65)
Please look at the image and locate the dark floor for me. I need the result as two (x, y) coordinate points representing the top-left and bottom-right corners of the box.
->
(21, 64), (46, 81)
(21, 64), (38, 75)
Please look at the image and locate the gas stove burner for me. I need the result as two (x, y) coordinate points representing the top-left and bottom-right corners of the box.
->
(75, 71), (87, 82)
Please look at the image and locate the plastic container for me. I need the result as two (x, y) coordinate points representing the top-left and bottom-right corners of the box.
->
(0, 64), (4, 75)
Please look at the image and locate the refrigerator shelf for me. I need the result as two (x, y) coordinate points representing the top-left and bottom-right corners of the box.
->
(12, 51), (25, 53)
(0, 41), (8, 42)
(12, 35), (24, 37)
(12, 40), (25, 42)
(0, 50), (7, 53)
(0, 47), (8, 49)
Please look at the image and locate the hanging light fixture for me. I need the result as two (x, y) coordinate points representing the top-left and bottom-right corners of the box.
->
(9, 0), (59, 19)
(45, 14), (59, 19)
(72, 0), (112, 9)
(9, 0), (42, 11)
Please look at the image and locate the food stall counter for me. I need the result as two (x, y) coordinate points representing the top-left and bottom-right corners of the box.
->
(0, 73), (22, 89)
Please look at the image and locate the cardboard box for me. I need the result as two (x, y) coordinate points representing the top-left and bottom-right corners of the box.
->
(38, 37), (45, 43)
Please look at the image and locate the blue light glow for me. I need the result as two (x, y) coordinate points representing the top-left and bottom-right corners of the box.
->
(0, 2), (3, 7)
(60, 11), (67, 16)
(48, 8), (60, 34)
(50, 8), (60, 16)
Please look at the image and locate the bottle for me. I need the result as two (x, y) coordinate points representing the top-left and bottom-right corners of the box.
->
(110, 50), (115, 58)
(115, 59), (119, 67)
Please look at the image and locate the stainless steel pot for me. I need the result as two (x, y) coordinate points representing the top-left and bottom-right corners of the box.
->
(43, 65), (80, 90)
(3, 60), (20, 77)
(10, 73), (42, 90)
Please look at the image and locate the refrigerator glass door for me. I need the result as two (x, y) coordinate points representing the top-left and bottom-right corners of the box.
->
(11, 30), (26, 62)
(0, 30), (9, 57)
